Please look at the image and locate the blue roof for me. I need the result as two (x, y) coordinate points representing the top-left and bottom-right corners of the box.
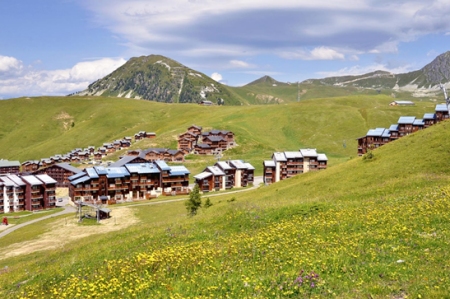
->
(104, 167), (130, 178)
(435, 104), (449, 112)
(71, 176), (91, 185)
(381, 130), (391, 138)
(423, 113), (436, 119)
(85, 168), (99, 179)
(413, 119), (425, 126)
(389, 124), (399, 131)
(155, 160), (171, 171)
(397, 116), (415, 124)
(169, 165), (190, 176)
(366, 128), (387, 137)
(125, 163), (160, 174)
(69, 171), (86, 181)
(94, 166), (108, 175)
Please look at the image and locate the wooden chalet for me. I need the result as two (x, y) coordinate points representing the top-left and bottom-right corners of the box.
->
(194, 143), (214, 155)
(423, 113), (437, 128)
(435, 104), (449, 122)
(357, 104), (448, 156)
(21, 160), (40, 173)
(194, 166), (225, 192)
(188, 125), (202, 135)
(263, 149), (327, 185)
(33, 162), (82, 187)
(194, 160), (254, 192)
(0, 160), (21, 175)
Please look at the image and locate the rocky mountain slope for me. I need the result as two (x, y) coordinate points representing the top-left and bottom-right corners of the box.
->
(304, 51), (450, 97)
(74, 55), (236, 104)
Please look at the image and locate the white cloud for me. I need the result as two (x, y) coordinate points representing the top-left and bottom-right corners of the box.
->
(211, 72), (223, 82)
(317, 63), (413, 78)
(0, 57), (126, 98)
(280, 47), (346, 60)
(80, 0), (450, 60)
(0, 55), (24, 76)
(229, 60), (254, 68)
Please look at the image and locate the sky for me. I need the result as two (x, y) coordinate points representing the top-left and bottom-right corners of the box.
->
(1, 0), (450, 99)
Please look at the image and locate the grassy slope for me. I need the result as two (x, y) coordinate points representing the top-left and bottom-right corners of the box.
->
(1, 120), (450, 298)
(1, 96), (450, 297)
(0, 95), (436, 176)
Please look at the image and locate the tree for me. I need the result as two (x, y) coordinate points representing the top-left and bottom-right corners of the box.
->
(185, 184), (202, 216)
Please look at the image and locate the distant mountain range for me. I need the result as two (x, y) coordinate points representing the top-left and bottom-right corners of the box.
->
(72, 51), (450, 104)
(302, 51), (450, 96)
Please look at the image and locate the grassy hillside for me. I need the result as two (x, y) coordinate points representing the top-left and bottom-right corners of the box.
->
(0, 95), (437, 176)
(1, 117), (450, 298)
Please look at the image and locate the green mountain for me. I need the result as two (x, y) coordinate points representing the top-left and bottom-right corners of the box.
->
(71, 51), (450, 106)
(305, 51), (450, 97)
(73, 55), (245, 105)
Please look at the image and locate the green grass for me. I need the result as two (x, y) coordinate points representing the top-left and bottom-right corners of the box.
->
(3, 208), (63, 225)
(0, 95), (449, 298)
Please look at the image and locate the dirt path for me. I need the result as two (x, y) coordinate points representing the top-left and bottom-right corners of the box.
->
(0, 207), (139, 261)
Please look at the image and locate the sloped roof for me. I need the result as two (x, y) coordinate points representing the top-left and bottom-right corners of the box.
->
(125, 163), (160, 174)
(300, 148), (318, 157)
(435, 104), (449, 112)
(229, 160), (247, 169)
(413, 119), (425, 126)
(317, 154), (328, 161)
(155, 160), (171, 171)
(398, 116), (416, 124)
(272, 152), (287, 162)
(194, 172), (212, 180)
(215, 161), (232, 170)
(284, 151), (303, 159)
(55, 163), (82, 173)
(21, 175), (43, 185)
(366, 128), (387, 137)
(264, 160), (276, 167)
(0, 160), (20, 167)
(206, 166), (225, 176)
(423, 113), (436, 119)
(6, 174), (25, 186)
(389, 124), (399, 131)
(243, 162), (255, 170)
(36, 174), (57, 184)
(169, 165), (190, 176)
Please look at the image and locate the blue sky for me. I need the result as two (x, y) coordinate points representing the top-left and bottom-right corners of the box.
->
(1, 0), (450, 99)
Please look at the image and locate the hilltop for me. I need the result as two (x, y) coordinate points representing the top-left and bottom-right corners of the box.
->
(74, 55), (244, 105)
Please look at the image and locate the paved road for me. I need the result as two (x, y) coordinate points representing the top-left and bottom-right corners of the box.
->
(0, 206), (76, 239)
(0, 176), (264, 238)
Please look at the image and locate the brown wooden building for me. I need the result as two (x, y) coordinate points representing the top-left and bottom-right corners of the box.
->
(263, 149), (327, 185)
(33, 163), (82, 187)
(0, 160), (20, 175)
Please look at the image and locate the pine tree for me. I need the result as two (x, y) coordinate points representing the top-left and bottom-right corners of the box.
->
(185, 184), (202, 216)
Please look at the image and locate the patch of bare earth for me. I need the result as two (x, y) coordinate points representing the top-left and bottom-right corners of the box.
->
(0, 207), (139, 260)
(54, 111), (74, 130)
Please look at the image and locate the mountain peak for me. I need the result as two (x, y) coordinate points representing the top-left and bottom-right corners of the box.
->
(246, 75), (284, 86)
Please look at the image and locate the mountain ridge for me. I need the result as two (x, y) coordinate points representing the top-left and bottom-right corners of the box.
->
(72, 51), (450, 104)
